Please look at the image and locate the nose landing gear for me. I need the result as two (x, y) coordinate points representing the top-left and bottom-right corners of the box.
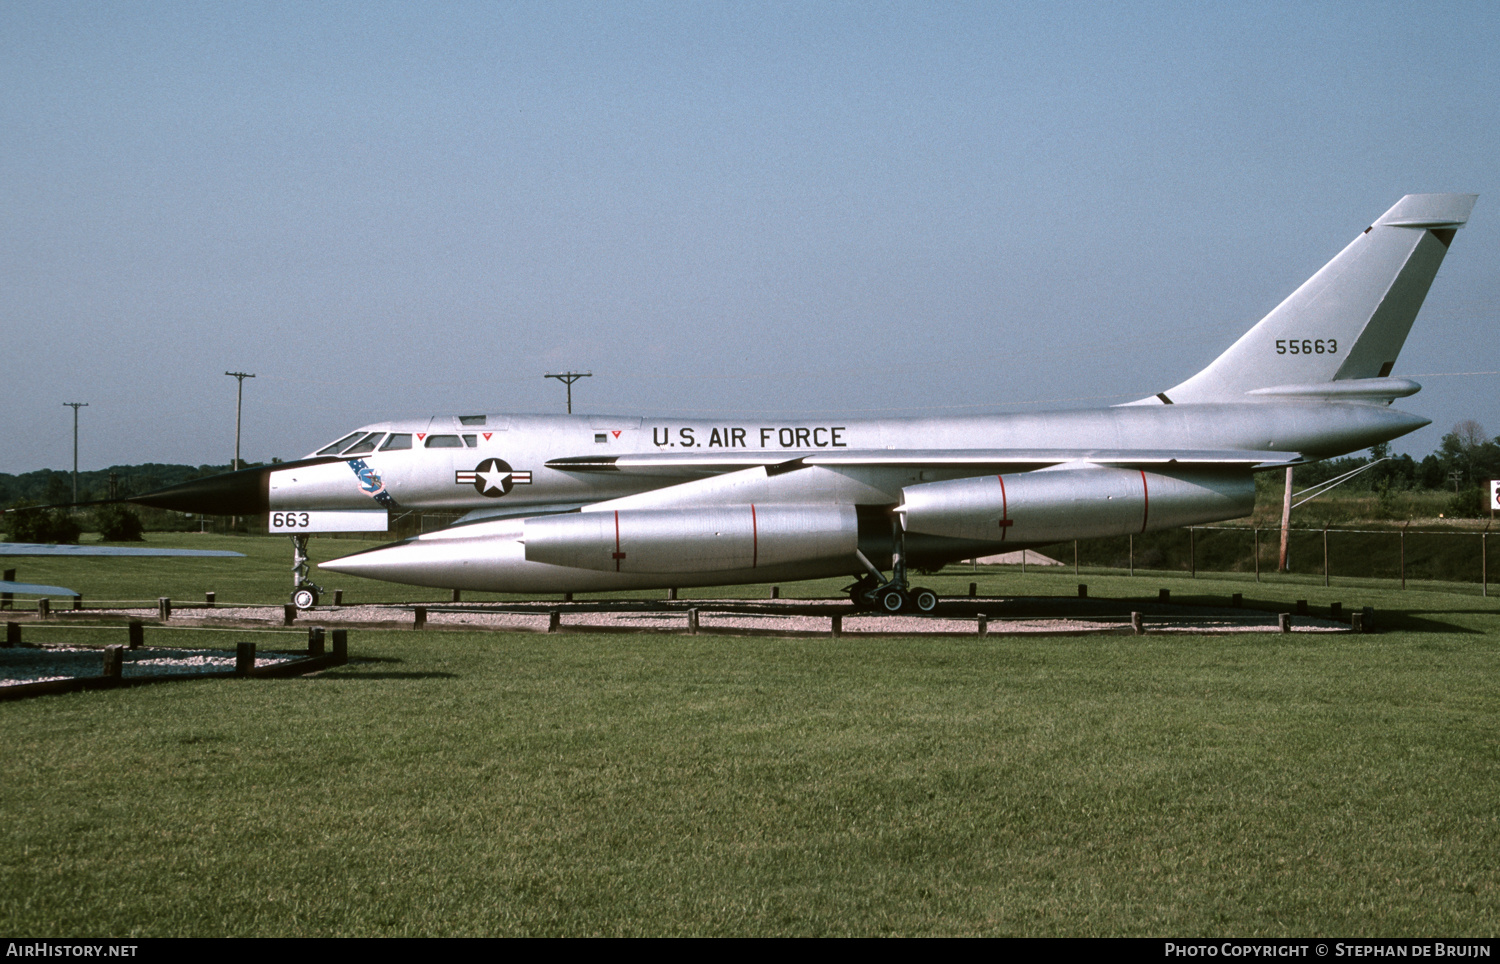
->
(290, 535), (324, 610)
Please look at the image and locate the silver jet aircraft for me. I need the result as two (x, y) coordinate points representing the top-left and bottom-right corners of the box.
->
(134, 194), (1476, 611)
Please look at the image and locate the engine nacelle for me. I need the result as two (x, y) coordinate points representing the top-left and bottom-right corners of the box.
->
(523, 504), (858, 574)
(899, 466), (1255, 543)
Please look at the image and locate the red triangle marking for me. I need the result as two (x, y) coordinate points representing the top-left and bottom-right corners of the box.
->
(483, 433), (492, 440)
(416, 433), (426, 440)
(612, 430), (621, 438)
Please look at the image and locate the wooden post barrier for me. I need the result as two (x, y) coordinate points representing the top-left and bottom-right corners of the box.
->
(235, 642), (256, 675)
(770, 586), (780, 599)
(334, 589), (344, 606)
(1, 568), (13, 609)
(308, 627), (325, 656)
(413, 606), (427, 630)
(687, 608), (699, 635)
(1279, 613), (1292, 633)
(976, 614), (988, 637)
(1231, 593), (1242, 607)
(37, 598), (49, 619)
(205, 591), (215, 607)
(668, 588), (678, 601)
(547, 610), (560, 633)
(128, 620), (143, 649)
(1351, 612), (1365, 633)
(1296, 599), (1308, 616)
(73, 594), (82, 610)
(282, 604), (296, 626)
(1330, 602), (1343, 621)
(969, 582), (977, 598)
(5, 622), (19, 646)
(157, 597), (170, 621)
(1159, 589), (1170, 603)
(1078, 584), (1088, 598)
(1131, 612), (1144, 635)
(102, 645), (124, 678)
(451, 589), (461, 603)
(1362, 606), (1375, 631)
(332, 629), (348, 660)
(831, 614), (842, 638)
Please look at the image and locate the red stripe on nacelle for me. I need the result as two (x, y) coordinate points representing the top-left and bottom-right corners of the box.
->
(751, 503), (759, 568)
(1140, 469), (1149, 533)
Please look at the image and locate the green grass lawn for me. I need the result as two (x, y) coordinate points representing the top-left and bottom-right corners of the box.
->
(1, 538), (1497, 935)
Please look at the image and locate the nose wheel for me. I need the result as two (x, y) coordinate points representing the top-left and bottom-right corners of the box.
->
(290, 534), (324, 610)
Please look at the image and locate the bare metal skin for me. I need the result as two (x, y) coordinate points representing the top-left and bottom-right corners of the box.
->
(135, 195), (1476, 611)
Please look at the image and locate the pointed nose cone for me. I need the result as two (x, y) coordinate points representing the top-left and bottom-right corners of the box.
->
(131, 465), (272, 515)
(319, 538), (456, 588)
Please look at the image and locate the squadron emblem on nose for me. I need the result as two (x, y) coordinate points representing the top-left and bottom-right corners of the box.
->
(456, 458), (533, 497)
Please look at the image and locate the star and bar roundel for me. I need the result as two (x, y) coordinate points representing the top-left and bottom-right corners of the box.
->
(455, 458), (532, 497)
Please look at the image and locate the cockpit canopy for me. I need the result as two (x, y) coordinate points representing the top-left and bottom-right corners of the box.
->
(313, 426), (485, 457)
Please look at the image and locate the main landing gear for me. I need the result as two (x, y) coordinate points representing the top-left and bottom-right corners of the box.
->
(290, 534), (323, 610)
(845, 520), (940, 615)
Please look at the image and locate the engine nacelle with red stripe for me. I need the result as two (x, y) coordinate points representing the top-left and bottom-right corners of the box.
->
(897, 466), (1255, 544)
(522, 504), (858, 574)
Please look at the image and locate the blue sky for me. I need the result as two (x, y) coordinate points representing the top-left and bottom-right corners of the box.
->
(3, 1), (1497, 472)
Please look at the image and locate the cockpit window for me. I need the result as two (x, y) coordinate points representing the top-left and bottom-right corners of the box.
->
(342, 433), (385, 455)
(380, 434), (412, 451)
(458, 415), (487, 426)
(463, 434), (477, 447)
(317, 432), (366, 456)
(425, 434), (463, 448)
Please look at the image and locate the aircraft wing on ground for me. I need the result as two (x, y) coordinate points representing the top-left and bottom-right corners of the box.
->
(0, 543), (244, 557)
(0, 579), (82, 597)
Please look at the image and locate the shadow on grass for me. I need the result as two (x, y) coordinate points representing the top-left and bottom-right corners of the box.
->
(311, 670), (460, 680)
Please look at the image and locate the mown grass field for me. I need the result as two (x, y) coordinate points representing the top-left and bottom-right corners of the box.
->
(1, 536), (1497, 936)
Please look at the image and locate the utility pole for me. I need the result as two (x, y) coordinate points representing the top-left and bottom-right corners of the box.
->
(62, 402), (87, 504)
(544, 371), (591, 414)
(225, 372), (256, 470)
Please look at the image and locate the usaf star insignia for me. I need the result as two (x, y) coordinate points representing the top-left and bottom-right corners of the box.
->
(455, 458), (532, 497)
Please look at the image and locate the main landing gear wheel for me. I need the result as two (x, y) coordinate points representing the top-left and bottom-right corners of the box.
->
(292, 587), (319, 610)
(911, 587), (939, 613)
(878, 588), (909, 613)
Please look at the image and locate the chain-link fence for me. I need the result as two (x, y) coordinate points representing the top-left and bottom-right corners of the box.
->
(1028, 525), (1499, 591)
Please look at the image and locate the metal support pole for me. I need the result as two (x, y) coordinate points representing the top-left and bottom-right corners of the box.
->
(1279, 465), (1294, 572)
(1189, 527), (1195, 578)
(1323, 527), (1329, 588)
(1254, 527), (1260, 583)
(1400, 524), (1407, 590)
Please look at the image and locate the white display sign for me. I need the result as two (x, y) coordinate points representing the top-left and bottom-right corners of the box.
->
(1490, 480), (1500, 512)
(268, 510), (389, 533)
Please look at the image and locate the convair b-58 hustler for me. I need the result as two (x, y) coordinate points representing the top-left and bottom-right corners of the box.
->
(133, 194), (1477, 611)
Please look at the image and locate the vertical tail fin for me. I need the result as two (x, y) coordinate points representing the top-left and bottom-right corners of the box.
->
(1150, 194), (1476, 405)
